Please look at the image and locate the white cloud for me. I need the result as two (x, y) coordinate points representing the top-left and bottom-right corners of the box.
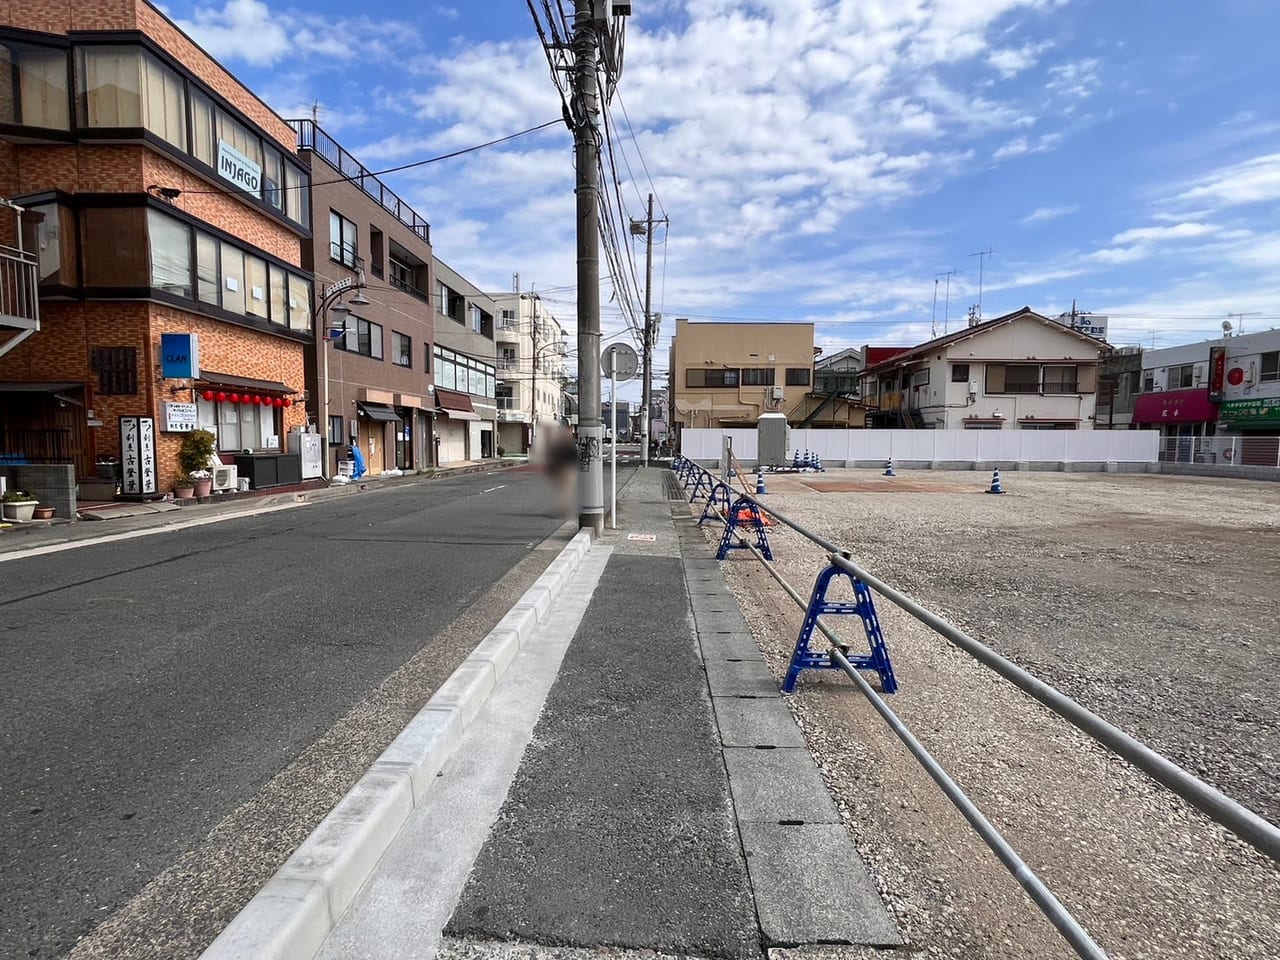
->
(1111, 222), (1217, 245)
(1021, 204), (1077, 224)
(992, 131), (1063, 161)
(177, 0), (287, 66)
(987, 39), (1054, 78)
(1046, 57), (1101, 98)
(1173, 152), (1280, 209)
(435, 5), (459, 18)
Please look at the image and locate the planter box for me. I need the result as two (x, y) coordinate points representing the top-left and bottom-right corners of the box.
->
(3, 500), (38, 523)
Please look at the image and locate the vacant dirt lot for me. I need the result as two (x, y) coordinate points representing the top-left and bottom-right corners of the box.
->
(705, 468), (1280, 960)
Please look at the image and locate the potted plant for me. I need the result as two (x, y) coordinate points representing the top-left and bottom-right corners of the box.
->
(33, 506), (55, 520)
(2, 489), (39, 522)
(173, 473), (196, 500)
(190, 469), (213, 498)
(178, 429), (217, 498)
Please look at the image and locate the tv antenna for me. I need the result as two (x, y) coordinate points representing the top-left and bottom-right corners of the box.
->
(936, 269), (957, 333)
(967, 248), (994, 318)
(1227, 311), (1261, 335)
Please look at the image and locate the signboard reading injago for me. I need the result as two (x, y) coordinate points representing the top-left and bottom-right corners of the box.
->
(217, 141), (262, 194)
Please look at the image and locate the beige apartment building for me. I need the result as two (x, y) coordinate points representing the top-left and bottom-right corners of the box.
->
(667, 319), (818, 435)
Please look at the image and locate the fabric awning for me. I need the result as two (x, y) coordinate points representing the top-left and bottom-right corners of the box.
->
(359, 403), (402, 423)
(1132, 388), (1217, 424)
(435, 388), (476, 414)
(440, 408), (481, 421)
(198, 371), (296, 395)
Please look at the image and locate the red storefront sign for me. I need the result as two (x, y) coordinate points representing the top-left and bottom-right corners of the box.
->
(1208, 346), (1226, 402)
(1131, 388), (1218, 424)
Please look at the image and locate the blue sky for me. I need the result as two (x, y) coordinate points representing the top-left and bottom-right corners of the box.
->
(164, 0), (1280, 400)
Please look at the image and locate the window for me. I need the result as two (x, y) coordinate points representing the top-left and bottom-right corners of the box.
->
(741, 367), (775, 386)
(284, 163), (309, 228)
(393, 332), (412, 367)
(147, 209), (192, 298)
(140, 52), (186, 150)
(244, 254), (268, 318)
(342, 318), (383, 359)
(1168, 363), (1196, 389)
(785, 367), (811, 387)
(1042, 365), (1078, 394)
(963, 421), (1003, 430)
(1004, 364), (1040, 394)
(1, 40), (70, 130)
(369, 228), (385, 279)
(220, 244), (245, 314)
(1142, 371), (1155, 392)
(329, 210), (358, 267)
(261, 144), (284, 212)
(686, 368), (739, 387)
(196, 232), (219, 304)
(328, 415), (345, 445)
(82, 207), (147, 287)
(25, 202), (77, 286)
(1260, 351), (1279, 383)
(216, 110), (263, 178)
(951, 363), (970, 383)
(287, 273), (311, 331)
(198, 398), (280, 452)
(90, 347), (137, 395)
(470, 304), (482, 332)
(190, 88), (215, 165)
(268, 264), (288, 326)
(78, 47), (141, 127)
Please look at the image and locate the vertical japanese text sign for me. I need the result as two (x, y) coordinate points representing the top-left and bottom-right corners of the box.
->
(120, 416), (159, 496)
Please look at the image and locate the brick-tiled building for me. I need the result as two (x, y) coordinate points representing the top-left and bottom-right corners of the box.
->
(0, 0), (314, 497)
(293, 120), (435, 477)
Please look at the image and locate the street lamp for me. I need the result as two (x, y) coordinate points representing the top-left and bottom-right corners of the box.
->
(317, 278), (368, 479)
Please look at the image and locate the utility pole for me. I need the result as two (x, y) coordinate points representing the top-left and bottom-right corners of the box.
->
(633, 193), (667, 466)
(572, 0), (604, 535)
(967, 248), (994, 318)
(937, 269), (956, 334)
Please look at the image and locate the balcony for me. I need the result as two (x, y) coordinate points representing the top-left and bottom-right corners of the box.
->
(390, 274), (431, 304)
(0, 233), (40, 358)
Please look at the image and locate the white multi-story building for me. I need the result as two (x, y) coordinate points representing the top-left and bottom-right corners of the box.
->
(488, 292), (568, 453)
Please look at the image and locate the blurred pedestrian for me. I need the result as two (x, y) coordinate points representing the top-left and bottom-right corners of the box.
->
(544, 422), (579, 518)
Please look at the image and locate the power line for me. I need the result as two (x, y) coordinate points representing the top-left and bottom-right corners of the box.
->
(175, 120), (564, 197)
(614, 89), (665, 219)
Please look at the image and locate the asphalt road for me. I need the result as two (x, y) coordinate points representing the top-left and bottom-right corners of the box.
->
(0, 468), (568, 959)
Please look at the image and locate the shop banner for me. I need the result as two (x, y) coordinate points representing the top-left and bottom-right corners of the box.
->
(1221, 396), (1280, 424)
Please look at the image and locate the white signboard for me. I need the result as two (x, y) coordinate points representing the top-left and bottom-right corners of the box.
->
(217, 140), (262, 193)
(1054, 312), (1109, 340)
(164, 402), (198, 433)
(120, 416), (158, 496)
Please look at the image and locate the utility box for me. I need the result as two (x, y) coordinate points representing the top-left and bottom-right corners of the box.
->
(757, 413), (789, 467)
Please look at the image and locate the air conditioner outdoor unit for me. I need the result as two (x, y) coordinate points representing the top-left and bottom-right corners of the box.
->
(770, 386), (785, 400)
(211, 465), (238, 492)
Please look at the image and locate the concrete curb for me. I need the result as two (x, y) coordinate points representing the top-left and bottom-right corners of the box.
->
(198, 528), (595, 960)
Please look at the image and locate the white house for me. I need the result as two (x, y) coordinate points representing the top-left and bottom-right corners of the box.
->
(859, 307), (1108, 430)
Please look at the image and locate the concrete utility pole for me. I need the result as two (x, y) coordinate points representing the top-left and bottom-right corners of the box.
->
(635, 193), (667, 466)
(572, 0), (604, 535)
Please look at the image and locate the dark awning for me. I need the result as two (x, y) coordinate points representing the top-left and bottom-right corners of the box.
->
(0, 381), (82, 393)
(435, 388), (481, 420)
(359, 403), (402, 423)
(197, 371), (296, 394)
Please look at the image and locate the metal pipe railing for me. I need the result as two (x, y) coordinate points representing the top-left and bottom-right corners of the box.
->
(674, 455), (1280, 864)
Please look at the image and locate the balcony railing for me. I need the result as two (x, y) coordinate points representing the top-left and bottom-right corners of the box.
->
(390, 274), (431, 304)
(0, 235), (40, 357)
(1158, 435), (1280, 467)
(291, 119), (431, 243)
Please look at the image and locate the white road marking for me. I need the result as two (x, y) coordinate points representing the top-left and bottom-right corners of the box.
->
(481, 484), (507, 494)
(0, 501), (307, 564)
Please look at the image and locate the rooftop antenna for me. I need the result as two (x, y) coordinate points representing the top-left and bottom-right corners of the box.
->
(967, 248), (994, 318)
(311, 100), (320, 123)
(936, 268), (957, 333)
(1227, 311), (1261, 335)
(931, 278), (939, 338)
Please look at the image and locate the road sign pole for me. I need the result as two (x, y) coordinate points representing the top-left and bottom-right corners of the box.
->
(610, 346), (618, 530)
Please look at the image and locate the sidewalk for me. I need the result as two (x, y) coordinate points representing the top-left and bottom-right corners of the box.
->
(0, 459), (519, 557)
(273, 466), (898, 960)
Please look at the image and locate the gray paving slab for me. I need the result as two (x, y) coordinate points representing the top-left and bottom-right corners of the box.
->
(693, 609), (752, 635)
(712, 697), (806, 748)
(739, 822), (901, 948)
(446, 553), (760, 959)
(722, 748), (841, 824)
(704, 657), (778, 698)
(313, 547), (614, 960)
(698, 631), (765, 662)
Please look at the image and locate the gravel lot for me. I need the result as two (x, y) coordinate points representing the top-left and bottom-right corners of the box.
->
(703, 468), (1280, 960)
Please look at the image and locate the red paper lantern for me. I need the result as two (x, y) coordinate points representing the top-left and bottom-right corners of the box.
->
(282, 397), (292, 408)
(215, 392), (227, 403)
(255, 395), (265, 405)
(273, 397), (283, 407)
(228, 393), (240, 404)
(202, 389), (215, 401)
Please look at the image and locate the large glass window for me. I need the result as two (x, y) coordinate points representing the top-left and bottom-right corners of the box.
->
(284, 162), (309, 227)
(244, 254), (268, 319)
(329, 210), (358, 267)
(262, 144), (284, 212)
(78, 46), (141, 127)
(196, 232), (219, 304)
(191, 88), (215, 166)
(1, 40), (70, 130)
(287, 273), (311, 332)
(26, 202), (77, 285)
(140, 52), (186, 149)
(216, 110), (263, 173)
(392, 332), (412, 367)
(148, 209), (192, 298)
(220, 245), (245, 314)
(268, 264), (289, 326)
(198, 398), (281, 452)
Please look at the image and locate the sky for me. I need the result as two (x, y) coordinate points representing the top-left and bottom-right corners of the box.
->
(163, 0), (1280, 402)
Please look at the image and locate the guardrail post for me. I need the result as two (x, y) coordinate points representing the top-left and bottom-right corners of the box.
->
(698, 481), (732, 526)
(783, 563), (898, 695)
(715, 496), (773, 561)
